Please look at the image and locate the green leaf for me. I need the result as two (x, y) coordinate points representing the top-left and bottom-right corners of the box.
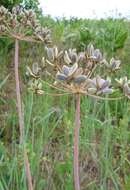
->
(0, 74), (10, 90)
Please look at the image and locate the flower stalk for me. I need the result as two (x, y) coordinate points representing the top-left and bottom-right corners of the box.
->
(14, 39), (24, 144)
(14, 39), (33, 190)
(26, 44), (126, 190)
(74, 93), (81, 190)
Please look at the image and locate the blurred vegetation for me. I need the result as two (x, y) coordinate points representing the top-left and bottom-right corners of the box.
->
(0, 0), (40, 12)
(0, 0), (22, 9)
(41, 17), (128, 57)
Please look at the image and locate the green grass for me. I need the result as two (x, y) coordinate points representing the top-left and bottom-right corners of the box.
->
(0, 88), (130, 189)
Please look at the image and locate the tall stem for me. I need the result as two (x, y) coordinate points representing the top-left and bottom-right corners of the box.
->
(74, 94), (81, 190)
(24, 149), (33, 190)
(14, 39), (24, 144)
(14, 39), (33, 190)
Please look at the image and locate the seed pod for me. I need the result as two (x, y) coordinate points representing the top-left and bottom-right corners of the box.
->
(101, 88), (113, 94)
(36, 90), (44, 95)
(62, 65), (70, 76)
(0, 6), (8, 16)
(87, 87), (97, 94)
(56, 72), (67, 81)
(54, 46), (58, 58)
(32, 63), (40, 75)
(42, 57), (46, 67)
(68, 49), (78, 63)
(101, 80), (110, 89)
(78, 52), (86, 63)
(115, 77), (130, 87)
(0, 25), (6, 33)
(37, 82), (42, 90)
(93, 49), (102, 62)
(64, 51), (72, 64)
(46, 47), (54, 61)
(26, 66), (35, 77)
(123, 83), (130, 99)
(69, 63), (78, 76)
(110, 58), (121, 71)
(87, 44), (94, 57)
(74, 75), (87, 84)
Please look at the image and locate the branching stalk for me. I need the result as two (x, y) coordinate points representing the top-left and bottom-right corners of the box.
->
(74, 93), (81, 190)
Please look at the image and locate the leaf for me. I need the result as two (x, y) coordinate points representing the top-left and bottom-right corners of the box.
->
(0, 74), (10, 90)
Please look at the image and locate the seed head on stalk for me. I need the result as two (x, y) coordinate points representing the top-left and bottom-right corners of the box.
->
(0, 5), (51, 190)
(26, 42), (129, 190)
(0, 5), (51, 43)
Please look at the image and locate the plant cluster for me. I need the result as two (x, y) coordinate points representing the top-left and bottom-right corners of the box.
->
(27, 44), (129, 101)
(26, 43), (130, 190)
(0, 5), (51, 43)
(61, 18), (128, 55)
(0, 5), (130, 190)
(0, 5), (51, 190)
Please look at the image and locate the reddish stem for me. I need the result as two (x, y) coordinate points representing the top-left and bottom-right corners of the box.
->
(24, 149), (33, 190)
(14, 39), (33, 190)
(74, 94), (81, 190)
(14, 39), (24, 144)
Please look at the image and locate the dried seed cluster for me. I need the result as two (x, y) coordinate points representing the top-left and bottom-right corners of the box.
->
(0, 6), (51, 43)
(27, 43), (129, 99)
(116, 77), (130, 99)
